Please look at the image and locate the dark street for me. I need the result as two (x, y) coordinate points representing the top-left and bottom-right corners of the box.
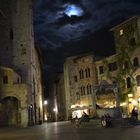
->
(0, 121), (140, 140)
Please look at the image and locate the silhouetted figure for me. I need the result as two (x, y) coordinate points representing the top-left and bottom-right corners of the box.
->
(78, 111), (90, 124)
(101, 113), (112, 127)
(131, 107), (138, 120)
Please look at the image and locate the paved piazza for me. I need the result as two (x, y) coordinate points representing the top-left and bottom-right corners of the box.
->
(0, 121), (140, 140)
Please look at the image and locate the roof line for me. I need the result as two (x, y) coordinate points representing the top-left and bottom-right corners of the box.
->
(110, 15), (140, 31)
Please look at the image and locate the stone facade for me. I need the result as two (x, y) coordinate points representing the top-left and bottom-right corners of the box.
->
(0, 66), (28, 127)
(110, 16), (140, 116)
(64, 54), (97, 119)
(0, 0), (43, 127)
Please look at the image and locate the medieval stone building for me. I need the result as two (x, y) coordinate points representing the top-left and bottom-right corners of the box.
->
(64, 54), (97, 119)
(63, 16), (140, 119)
(0, 0), (43, 127)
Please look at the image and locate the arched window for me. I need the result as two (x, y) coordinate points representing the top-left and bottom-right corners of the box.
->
(83, 86), (85, 95)
(76, 92), (80, 100)
(87, 85), (92, 94)
(85, 67), (90, 78)
(136, 75), (140, 87)
(81, 70), (84, 79)
(79, 70), (82, 79)
(126, 77), (131, 88)
(80, 86), (85, 95)
(80, 87), (83, 96)
(87, 85), (89, 94)
(89, 85), (92, 94)
(85, 69), (88, 78)
(133, 57), (139, 67)
(87, 68), (90, 77)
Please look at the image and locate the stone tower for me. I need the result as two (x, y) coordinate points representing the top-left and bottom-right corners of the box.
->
(12, 0), (35, 109)
(0, 0), (43, 127)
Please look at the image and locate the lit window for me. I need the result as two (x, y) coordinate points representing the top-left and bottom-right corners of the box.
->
(120, 29), (123, 35)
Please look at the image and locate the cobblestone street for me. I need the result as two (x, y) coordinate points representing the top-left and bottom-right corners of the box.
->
(0, 121), (140, 140)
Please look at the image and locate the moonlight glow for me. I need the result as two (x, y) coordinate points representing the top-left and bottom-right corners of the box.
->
(64, 4), (84, 17)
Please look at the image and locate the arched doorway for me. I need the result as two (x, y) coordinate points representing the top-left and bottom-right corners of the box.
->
(0, 97), (20, 127)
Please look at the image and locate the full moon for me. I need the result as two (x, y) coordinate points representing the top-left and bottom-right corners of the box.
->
(64, 4), (84, 17)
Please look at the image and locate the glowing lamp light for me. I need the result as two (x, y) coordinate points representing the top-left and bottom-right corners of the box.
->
(64, 4), (84, 17)
(44, 100), (48, 105)
(128, 94), (133, 98)
(53, 107), (58, 113)
(120, 102), (127, 106)
(132, 100), (137, 106)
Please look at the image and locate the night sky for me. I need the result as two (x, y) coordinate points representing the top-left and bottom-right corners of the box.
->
(33, 0), (140, 96)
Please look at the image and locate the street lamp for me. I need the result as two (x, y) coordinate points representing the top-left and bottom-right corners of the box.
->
(43, 100), (48, 121)
(53, 107), (58, 122)
(44, 100), (48, 105)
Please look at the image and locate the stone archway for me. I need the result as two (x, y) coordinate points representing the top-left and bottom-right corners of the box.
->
(0, 96), (20, 127)
(92, 81), (121, 118)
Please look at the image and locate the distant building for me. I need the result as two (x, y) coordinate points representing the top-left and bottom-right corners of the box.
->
(0, 0), (43, 127)
(48, 73), (67, 122)
(64, 54), (97, 119)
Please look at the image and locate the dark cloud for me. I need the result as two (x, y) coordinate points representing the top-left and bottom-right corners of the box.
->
(33, 0), (140, 77)
(33, 0), (140, 97)
(34, 0), (140, 50)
